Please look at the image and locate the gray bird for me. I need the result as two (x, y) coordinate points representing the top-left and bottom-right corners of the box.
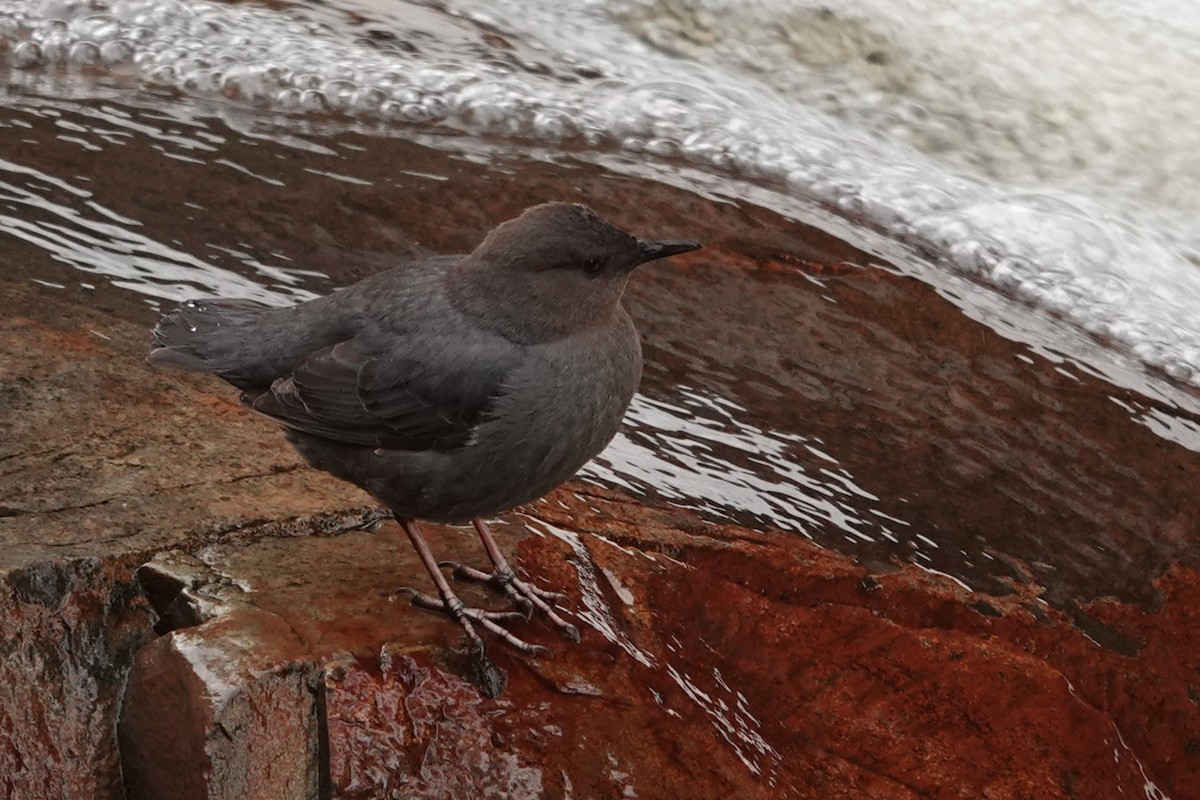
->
(148, 202), (699, 665)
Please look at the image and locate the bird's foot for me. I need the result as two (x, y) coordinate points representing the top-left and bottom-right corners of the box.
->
(438, 562), (580, 642)
(397, 587), (550, 656)
(443, 562), (569, 605)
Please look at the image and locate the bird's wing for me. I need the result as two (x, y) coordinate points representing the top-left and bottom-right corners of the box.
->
(249, 336), (517, 451)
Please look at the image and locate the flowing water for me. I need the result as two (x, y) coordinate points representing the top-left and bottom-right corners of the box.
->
(2, 0), (1199, 608)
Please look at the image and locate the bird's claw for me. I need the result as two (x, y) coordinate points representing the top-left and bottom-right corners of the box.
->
(397, 587), (549, 656)
(441, 563), (579, 641)
(399, 588), (527, 622)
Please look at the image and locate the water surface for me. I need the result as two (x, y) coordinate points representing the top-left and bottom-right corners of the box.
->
(3, 0), (1200, 616)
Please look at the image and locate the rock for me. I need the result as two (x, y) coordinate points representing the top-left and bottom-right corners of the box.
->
(0, 281), (375, 799)
(323, 650), (545, 800)
(101, 489), (1200, 799)
(0, 554), (149, 800)
(2, 133), (1198, 799)
(119, 554), (323, 800)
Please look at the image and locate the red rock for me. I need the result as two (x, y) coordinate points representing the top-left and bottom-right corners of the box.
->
(0, 283), (376, 799)
(323, 650), (545, 800)
(99, 497), (1195, 800)
(3, 132), (1199, 800)
(0, 555), (150, 800)
(118, 554), (324, 800)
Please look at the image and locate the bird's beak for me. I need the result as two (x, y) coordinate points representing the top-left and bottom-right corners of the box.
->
(636, 239), (702, 265)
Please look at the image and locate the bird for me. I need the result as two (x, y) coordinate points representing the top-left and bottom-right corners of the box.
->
(148, 201), (700, 671)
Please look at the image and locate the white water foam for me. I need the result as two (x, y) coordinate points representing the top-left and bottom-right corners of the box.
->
(2, 0), (1200, 390)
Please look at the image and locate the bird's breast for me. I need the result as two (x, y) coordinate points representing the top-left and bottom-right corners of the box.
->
(463, 313), (642, 501)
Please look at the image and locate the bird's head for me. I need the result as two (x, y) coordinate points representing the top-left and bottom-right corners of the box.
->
(458, 202), (700, 340)
(479, 202), (700, 279)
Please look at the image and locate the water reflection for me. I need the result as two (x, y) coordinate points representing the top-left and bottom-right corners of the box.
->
(2, 49), (1198, 611)
(1109, 396), (1200, 454)
(584, 388), (903, 546)
(665, 662), (781, 782)
(530, 520), (654, 669)
(1, 97), (323, 303)
(529, 516), (782, 783)
(0, 154), (315, 303)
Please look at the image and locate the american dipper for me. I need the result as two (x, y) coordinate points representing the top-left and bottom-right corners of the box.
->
(149, 202), (699, 661)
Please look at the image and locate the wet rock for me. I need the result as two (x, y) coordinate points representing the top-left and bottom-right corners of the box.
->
(0, 555), (150, 800)
(119, 555), (323, 800)
(323, 649), (544, 800)
(100, 487), (1200, 799)
(522, 487), (1196, 798)
(0, 281), (374, 799)
(108, 520), (784, 800)
(2, 133), (1198, 799)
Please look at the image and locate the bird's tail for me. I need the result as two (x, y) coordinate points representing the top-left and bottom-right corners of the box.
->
(148, 298), (270, 381)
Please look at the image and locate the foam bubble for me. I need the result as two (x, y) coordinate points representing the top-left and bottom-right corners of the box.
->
(3, 0), (1200, 388)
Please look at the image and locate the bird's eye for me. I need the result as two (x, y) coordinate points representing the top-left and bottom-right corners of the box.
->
(583, 258), (604, 276)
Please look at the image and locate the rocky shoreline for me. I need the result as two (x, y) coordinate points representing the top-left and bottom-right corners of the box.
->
(2, 145), (1198, 798)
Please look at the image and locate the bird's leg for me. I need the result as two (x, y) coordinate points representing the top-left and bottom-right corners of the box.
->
(397, 518), (548, 656)
(440, 518), (580, 642)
